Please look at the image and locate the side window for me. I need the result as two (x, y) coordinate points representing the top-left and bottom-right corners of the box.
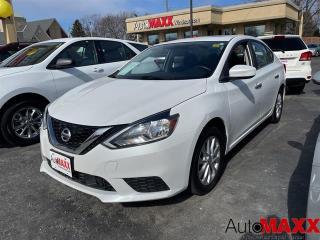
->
(222, 42), (251, 79)
(97, 41), (127, 63)
(251, 41), (273, 69)
(54, 40), (97, 67)
(122, 44), (136, 60)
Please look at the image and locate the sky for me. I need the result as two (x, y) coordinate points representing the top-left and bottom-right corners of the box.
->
(12, 0), (245, 32)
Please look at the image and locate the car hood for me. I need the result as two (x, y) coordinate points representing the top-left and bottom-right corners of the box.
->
(0, 66), (33, 77)
(49, 77), (207, 126)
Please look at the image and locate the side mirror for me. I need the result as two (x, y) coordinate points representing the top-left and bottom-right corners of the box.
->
(229, 65), (256, 80)
(54, 58), (73, 69)
(313, 71), (320, 85)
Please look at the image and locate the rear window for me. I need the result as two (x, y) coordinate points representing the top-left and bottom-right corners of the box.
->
(128, 43), (148, 52)
(262, 37), (307, 52)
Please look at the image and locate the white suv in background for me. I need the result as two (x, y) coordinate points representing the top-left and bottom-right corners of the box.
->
(0, 38), (147, 146)
(260, 35), (312, 93)
(40, 36), (286, 202)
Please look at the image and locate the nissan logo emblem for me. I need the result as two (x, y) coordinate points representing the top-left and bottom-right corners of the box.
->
(61, 128), (71, 143)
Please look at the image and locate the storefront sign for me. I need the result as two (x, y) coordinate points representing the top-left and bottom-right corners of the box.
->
(133, 15), (201, 31)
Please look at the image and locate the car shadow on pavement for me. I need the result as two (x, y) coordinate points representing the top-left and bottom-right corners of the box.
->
(312, 89), (320, 96)
(123, 120), (271, 208)
(287, 114), (320, 238)
(0, 138), (12, 148)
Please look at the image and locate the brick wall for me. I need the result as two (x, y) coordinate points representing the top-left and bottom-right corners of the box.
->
(302, 37), (320, 44)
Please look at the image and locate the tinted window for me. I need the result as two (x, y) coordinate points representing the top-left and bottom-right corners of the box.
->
(97, 40), (127, 63)
(128, 43), (148, 52)
(0, 51), (13, 62)
(123, 44), (136, 60)
(251, 41), (273, 69)
(262, 37), (307, 52)
(2, 42), (63, 67)
(115, 41), (228, 80)
(53, 41), (97, 67)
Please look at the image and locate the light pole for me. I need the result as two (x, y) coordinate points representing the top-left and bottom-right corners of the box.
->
(165, 0), (169, 12)
(190, 0), (193, 37)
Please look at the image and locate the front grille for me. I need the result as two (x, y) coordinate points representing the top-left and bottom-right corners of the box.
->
(48, 160), (115, 191)
(50, 117), (99, 151)
(124, 177), (170, 193)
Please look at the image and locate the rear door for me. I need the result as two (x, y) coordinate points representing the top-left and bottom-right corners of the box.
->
(261, 36), (308, 72)
(94, 40), (137, 75)
(250, 40), (280, 117)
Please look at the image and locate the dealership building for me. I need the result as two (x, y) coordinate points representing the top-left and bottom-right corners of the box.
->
(126, 0), (302, 45)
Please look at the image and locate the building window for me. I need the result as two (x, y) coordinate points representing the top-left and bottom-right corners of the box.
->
(222, 28), (236, 35)
(184, 30), (199, 38)
(244, 25), (266, 37)
(165, 32), (178, 42)
(148, 34), (159, 45)
(285, 22), (295, 34)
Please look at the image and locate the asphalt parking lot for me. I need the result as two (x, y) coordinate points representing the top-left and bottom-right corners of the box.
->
(1, 59), (320, 240)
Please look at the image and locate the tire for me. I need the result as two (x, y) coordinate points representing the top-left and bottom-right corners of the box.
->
(0, 100), (46, 146)
(316, 51), (320, 57)
(270, 89), (284, 123)
(189, 126), (226, 195)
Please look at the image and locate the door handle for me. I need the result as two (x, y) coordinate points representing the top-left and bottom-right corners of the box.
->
(275, 74), (279, 79)
(93, 68), (104, 73)
(255, 82), (263, 89)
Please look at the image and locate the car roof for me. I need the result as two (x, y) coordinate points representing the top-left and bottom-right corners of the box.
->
(36, 37), (148, 45)
(258, 35), (301, 39)
(156, 35), (257, 46)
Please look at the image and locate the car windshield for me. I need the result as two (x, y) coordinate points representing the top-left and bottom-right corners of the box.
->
(1, 42), (64, 67)
(114, 41), (228, 80)
(262, 37), (306, 52)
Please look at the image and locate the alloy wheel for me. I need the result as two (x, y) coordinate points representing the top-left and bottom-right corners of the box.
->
(275, 93), (283, 119)
(198, 136), (221, 185)
(11, 107), (43, 139)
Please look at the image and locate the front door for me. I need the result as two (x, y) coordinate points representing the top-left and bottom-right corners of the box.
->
(49, 40), (106, 98)
(222, 41), (261, 145)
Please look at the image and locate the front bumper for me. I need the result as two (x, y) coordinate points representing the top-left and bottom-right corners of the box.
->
(40, 128), (194, 203)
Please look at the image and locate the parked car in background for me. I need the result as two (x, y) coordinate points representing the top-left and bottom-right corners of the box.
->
(0, 37), (148, 146)
(260, 35), (312, 93)
(314, 71), (320, 85)
(307, 44), (320, 57)
(0, 42), (32, 62)
(40, 36), (286, 203)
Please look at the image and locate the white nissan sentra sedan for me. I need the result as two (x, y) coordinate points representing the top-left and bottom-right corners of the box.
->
(40, 36), (286, 202)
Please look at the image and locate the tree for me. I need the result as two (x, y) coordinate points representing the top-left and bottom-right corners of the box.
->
(70, 20), (87, 37)
(80, 12), (138, 40)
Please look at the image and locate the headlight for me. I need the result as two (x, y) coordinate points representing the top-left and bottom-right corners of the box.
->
(42, 104), (50, 130)
(103, 111), (179, 149)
